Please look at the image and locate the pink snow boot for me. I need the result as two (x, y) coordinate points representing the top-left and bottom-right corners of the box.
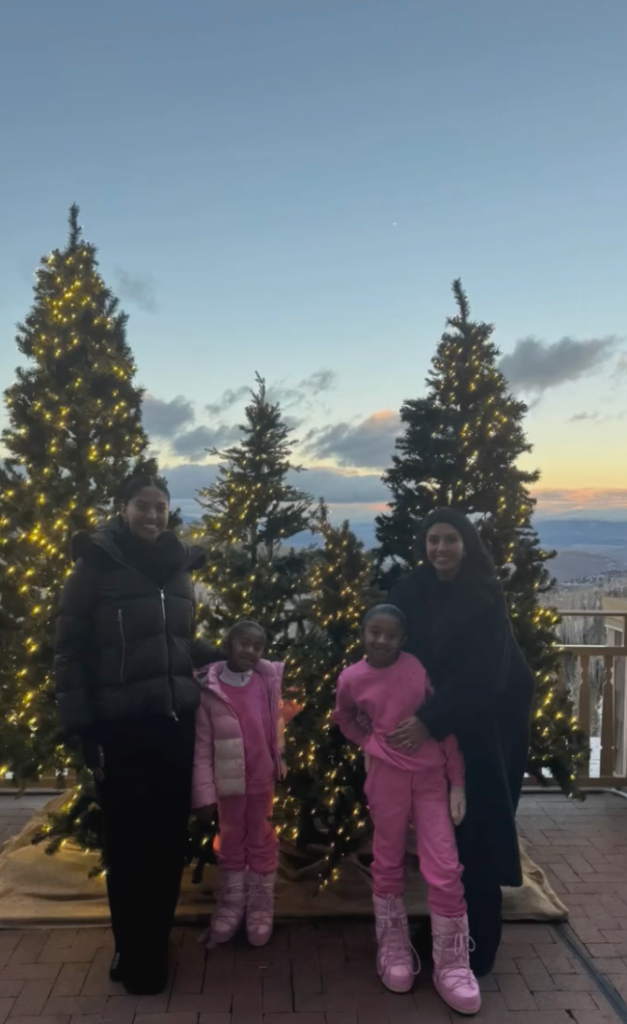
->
(373, 894), (420, 994)
(208, 871), (246, 946)
(246, 871), (276, 947)
(431, 913), (481, 1016)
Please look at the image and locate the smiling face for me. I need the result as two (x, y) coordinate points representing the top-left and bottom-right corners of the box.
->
(122, 485), (170, 544)
(426, 522), (465, 580)
(363, 612), (405, 669)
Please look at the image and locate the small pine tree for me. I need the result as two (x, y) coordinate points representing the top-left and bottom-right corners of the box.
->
(196, 374), (315, 651)
(376, 279), (586, 794)
(0, 205), (154, 783)
(276, 503), (379, 888)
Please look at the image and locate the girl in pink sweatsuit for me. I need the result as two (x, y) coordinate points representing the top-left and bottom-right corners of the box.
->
(193, 620), (286, 949)
(333, 604), (481, 1015)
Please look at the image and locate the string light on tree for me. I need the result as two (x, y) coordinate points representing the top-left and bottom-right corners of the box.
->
(376, 279), (585, 794)
(195, 373), (315, 647)
(275, 502), (380, 888)
(0, 205), (158, 783)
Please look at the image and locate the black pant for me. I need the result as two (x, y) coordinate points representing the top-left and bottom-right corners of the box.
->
(98, 715), (194, 982)
(465, 880), (503, 977)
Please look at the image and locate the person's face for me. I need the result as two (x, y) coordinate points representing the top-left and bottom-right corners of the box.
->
(122, 486), (169, 544)
(227, 627), (266, 672)
(363, 613), (405, 669)
(426, 523), (465, 579)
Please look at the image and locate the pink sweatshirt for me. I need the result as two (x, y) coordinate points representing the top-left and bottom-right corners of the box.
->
(333, 651), (465, 787)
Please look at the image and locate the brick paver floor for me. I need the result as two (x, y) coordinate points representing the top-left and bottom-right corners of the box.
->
(1, 792), (627, 1023)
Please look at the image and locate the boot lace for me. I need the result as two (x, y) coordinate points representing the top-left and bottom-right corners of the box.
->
(378, 897), (421, 976)
(247, 876), (274, 928)
(200, 880), (245, 946)
(433, 929), (477, 992)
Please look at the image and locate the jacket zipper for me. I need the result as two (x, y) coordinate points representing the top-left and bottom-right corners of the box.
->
(105, 550), (179, 720)
(161, 590), (178, 720)
(118, 609), (126, 683)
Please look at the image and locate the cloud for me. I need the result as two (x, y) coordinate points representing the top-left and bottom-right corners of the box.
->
(267, 368), (336, 409)
(303, 410), (401, 470)
(142, 394), (195, 438)
(171, 424), (241, 461)
(273, 369), (336, 402)
(302, 468), (387, 503)
(206, 370), (336, 419)
(114, 267), (157, 312)
(206, 386), (250, 417)
(499, 335), (619, 394)
(161, 461), (387, 507)
(533, 488), (627, 518)
(569, 411), (599, 423)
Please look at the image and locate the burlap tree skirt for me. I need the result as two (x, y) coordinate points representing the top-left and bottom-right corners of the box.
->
(0, 793), (568, 927)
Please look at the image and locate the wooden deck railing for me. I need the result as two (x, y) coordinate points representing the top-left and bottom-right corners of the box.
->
(556, 610), (627, 788)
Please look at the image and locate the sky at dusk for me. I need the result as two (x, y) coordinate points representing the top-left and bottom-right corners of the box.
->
(1, 0), (625, 523)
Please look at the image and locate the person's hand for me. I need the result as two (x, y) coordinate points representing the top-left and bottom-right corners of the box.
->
(449, 786), (466, 826)
(387, 716), (429, 753)
(356, 709), (372, 734)
(196, 804), (217, 826)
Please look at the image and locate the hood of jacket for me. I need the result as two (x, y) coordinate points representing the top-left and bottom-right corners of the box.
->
(70, 518), (206, 573)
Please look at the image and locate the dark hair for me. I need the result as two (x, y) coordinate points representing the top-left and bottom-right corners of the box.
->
(417, 508), (496, 579)
(362, 603), (407, 631)
(120, 474), (170, 505)
(227, 619), (266, 643)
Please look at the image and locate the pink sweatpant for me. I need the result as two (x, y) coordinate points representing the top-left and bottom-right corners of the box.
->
(217, 788), (279, 875)
(365, 758), (466, 918)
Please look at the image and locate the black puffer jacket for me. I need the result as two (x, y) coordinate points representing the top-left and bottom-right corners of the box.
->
(54, 521), (218, 734)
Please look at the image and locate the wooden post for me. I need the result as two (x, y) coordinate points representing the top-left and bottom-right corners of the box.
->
(579, 654), (591, 778)
(601, 655), (616, 778)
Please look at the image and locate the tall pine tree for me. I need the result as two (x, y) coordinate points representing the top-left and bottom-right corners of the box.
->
(376, 280), (585, 793)
(196, 374), (315, 651)
(0, 206), (154, 783)
(276, 503), (379, 888)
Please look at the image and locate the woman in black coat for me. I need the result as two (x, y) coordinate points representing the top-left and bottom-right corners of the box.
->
(388, 508), (535, 976)
(54, 475), (219, 995)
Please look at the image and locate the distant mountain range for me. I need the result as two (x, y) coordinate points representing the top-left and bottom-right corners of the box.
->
(535, 520), (627, 549)
(179, 515), (627, 583)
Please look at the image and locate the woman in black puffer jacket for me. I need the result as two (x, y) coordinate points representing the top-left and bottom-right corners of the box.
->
(54, 475), (219, 996)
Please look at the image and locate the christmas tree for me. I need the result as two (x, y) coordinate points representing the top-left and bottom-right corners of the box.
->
(376, 279), (585, 794)
(0, 205), (154, 784)
(196, 373), (315, 650)
(276, 503), (379, 888)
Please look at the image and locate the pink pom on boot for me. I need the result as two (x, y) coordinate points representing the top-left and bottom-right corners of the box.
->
(208, 871), (246, 946)
(431, 912), (481, 1016)
(373, 894), (420, 994)
(246, 871), (276, 947)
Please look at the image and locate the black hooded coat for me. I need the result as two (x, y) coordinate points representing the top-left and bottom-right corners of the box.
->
(389, 509), (535, 889)
(54, 520), (218, 735)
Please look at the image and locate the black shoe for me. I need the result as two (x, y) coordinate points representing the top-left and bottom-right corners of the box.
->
(109, 952), (124, 983)
(122, 959), (168, 996)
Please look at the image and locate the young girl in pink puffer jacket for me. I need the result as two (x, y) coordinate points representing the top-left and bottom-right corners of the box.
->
(193, 620), (290, 949)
